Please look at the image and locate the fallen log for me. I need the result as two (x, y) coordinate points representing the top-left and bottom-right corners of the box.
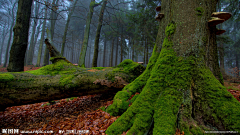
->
(0, 59), (145, 111)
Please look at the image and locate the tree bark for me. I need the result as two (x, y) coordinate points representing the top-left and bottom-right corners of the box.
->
(7, 0), (32, 72)
(92, 0), (107, 67)
(105, 0), (240, 134)
(36, 1), (48, 67)
(61, 0), (78, 56)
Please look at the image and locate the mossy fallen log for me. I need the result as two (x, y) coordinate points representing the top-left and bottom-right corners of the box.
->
(0, 59), (145, 111)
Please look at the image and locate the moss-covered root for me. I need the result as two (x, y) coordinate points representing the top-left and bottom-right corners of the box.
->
(106, 45), (160, 116)
(193, 67), (240, 132)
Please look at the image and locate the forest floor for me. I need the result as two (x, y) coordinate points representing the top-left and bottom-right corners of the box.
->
(0, 65), (239, 135)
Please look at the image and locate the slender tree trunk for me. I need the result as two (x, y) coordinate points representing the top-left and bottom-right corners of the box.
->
(61, 0), (78, 56)
(132, 40), (134, 62)
(110, 38), (114, 67)
(103, 37), (107, 67)
(0, 22), (9, 65)
(36, 1), (48, 67)
(27, 2), (40, 65)
(115, 37), (119, 66)
(92, 0), (107, 67)
(146, 37), (148, 64)
(143, 36), (146, 64)
(3, 20), (15, 67)
(7, 0), (33, 72)
(236, 54), (239, 78)
(120, 33), (123, 63)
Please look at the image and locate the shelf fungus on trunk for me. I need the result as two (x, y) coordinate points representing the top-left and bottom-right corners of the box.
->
(211, 12), (232, 21)
(216, 29), (226, 35)
(208, 17), (225, 27)
(155, 6), (161, 12)
(155, 13), (164, 22)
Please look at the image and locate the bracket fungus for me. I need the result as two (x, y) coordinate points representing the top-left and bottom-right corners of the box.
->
(216, 29), (226, 35)
(156, 6), (161, 12)
(155, 13), (164, 22)
(211, 12), (232, 21)
(208, 17), (225, 27)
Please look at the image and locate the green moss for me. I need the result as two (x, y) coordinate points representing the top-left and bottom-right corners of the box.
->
(0, 73), (15, 82)
(165, 22), (176, 37)
(59, 74), (75, 87)
(25, 60), (76, 76)
(195, 7), (204, 16)
(202, 36), (207, 44)
(105, 72), (116, 82)
(130, 94), (139, 103)
(70, 97), (77, 100)
(194, 67), (240, 132)
(92, 67), (106, 70)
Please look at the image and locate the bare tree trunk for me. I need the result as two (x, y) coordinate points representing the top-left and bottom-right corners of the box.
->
(146, 37), (148, 64)
(7, 0), (33, 72)
(27, 2), (40, 65)
(3, 17), (15, 67)
(115, 37), (119, 66)
(110, 38), (114, 67)
(36, 1), (48, 67)
(120, 34), (123, 63)
(0, 22), (9, 65)
(103, 36), (107, 67)
(132, 40), (134, 62)
(61, 0), (78, 56)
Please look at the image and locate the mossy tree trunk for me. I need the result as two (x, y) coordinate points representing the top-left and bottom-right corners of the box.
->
(78, 0), (99, 67)
(92, 0), (107, 67)
(7, 0), (33, 72)
(105, 0), (240, 134)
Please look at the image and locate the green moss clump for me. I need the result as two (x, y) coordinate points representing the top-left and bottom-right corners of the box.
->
(165, 22), (176, 37)
(0, 73), (15, 82)
(25, 60), (76, 76)
(195, 7), (204, 16)
(59, 74), (75, 87)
